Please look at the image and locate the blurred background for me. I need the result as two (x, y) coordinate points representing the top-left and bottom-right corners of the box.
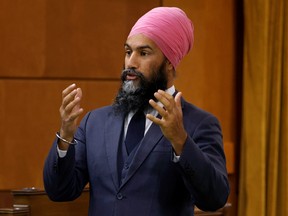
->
(0, 0), (287, 215)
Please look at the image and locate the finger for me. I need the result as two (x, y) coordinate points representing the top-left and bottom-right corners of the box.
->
(157, 89), (174, 101)
(175, 92), (182, 109)
(149, 99), (167, 117)
(146, 113), (162, 125)
(62, 83), (77, 98)
(69, 107), (84, 121)
(154, 90), (174, 111)
(60, 87), (83, 117)
(73, 88), (83, 110)
(62, 89), (78, 108)
(64, 96), (82, 114)
(75, 88), (82, 99)
(60, 99), (83, 122)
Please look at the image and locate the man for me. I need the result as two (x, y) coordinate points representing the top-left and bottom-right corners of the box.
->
(43, 7), (229, 216)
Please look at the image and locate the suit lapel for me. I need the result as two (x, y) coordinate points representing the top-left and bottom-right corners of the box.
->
(120, 119), (163, 188)
(104, 111), (124, 190)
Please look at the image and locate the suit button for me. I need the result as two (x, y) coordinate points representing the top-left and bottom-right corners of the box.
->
(124, 163), (129, 169)
(117, 193), (123, 200)
(53, 162), (58, 173)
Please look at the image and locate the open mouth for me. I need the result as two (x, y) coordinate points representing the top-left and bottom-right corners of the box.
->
(122, 69), (143, 82)
(126, 73), (139, 81)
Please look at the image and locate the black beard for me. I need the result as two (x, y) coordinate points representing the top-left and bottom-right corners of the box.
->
(112, 62), (168, 115)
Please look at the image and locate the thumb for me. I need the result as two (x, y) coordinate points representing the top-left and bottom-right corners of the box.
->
(175, 92), (182, 108)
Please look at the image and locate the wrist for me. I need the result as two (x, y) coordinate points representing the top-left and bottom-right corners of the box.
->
(172, 132), (187, 155)
(56, 132), (78, 145)
(59, 128), (74, 142)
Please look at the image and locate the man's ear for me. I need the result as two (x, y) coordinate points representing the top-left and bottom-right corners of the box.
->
(165, 60), (176, 78)
(166, 60), (174, 71)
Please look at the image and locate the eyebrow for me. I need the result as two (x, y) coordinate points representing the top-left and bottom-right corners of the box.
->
(124, 43), (153, 51)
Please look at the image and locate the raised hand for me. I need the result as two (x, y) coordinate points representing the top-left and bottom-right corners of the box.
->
(146, 90), (187, 155)
(58, 84), (84, 149)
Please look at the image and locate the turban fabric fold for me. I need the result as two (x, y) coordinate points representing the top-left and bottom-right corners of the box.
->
(128, 7), (194, 69)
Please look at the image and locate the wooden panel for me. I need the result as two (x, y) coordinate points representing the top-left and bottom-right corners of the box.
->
(0, 190), (13, 208)
(45, 0), (160, 79)
(0, 207), (29, 215)
(0, 0), (160, 78)
(0, 80), (119, 189)
(0, 0), (46, 77)
(224, 142), (235, 174)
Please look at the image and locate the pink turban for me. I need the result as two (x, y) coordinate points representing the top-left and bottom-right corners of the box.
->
(128, 7), (194, 69)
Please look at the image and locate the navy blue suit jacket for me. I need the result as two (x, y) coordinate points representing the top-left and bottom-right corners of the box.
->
(43, 97), (229, 216)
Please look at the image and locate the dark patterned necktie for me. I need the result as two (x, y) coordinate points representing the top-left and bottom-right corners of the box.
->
(125, 110), (146, 154)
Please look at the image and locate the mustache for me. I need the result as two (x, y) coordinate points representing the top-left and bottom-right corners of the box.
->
(121, 68), (145, 82)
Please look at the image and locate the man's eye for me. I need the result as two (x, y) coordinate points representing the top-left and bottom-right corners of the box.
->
(125, 50), (132, 56)
(140, 51), (148, 56)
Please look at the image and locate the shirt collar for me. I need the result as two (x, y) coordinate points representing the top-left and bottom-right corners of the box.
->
(166, 85), (176, 96)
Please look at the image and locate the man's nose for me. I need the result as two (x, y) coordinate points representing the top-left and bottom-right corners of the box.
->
(126, 53), (139, 69)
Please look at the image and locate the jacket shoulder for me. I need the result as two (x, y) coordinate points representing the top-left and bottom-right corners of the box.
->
(182, 99), (220, 124)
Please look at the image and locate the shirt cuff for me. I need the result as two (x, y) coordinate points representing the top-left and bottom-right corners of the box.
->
(57, 145), (68, 158)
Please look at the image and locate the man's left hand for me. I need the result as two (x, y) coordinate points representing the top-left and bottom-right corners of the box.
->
(146, 90), (187, 155)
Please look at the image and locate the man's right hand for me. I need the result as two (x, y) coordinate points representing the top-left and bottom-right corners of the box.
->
(58, 84), (84, 150)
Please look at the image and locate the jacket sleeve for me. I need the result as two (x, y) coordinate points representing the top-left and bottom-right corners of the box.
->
(43, 113), (90, 202)
(177, 115), (230, 211)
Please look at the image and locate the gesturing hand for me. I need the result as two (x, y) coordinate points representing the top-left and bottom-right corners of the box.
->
(58, 84), (84, 149)
(146, 90), (187, 155)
